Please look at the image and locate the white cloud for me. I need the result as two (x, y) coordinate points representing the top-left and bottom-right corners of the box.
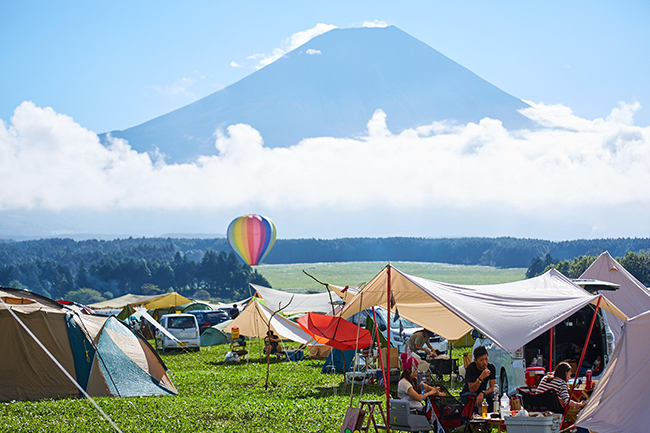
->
(1, 101), (649, 238)
(362, 20), (389, 28)
(230, 61), (242, 68)
(305, 49), (322, 55)
(252, 23), (337, 70)
(152, 77), (197, 97)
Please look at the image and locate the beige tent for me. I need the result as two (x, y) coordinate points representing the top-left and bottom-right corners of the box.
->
(0, 287), (176, 401)
(575, 310), (650, 433)
(327, 283), (361, 304)
(339, 266), (626, 353)
(223, 298), (317, 345)
(579, 251), (650, 340)
(89, 292), (191, 310)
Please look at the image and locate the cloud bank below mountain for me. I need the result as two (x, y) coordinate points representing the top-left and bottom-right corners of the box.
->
(1, 100), (648, 239)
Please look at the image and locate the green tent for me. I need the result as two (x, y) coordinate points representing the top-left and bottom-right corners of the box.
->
(200, 326), (230, 346)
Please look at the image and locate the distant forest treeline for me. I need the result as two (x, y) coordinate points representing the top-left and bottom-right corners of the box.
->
(1, 236), (649, 301)
(526, 250), (650, 286)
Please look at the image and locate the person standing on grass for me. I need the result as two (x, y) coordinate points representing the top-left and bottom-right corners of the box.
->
(229, 304), (240, 320)
(460, 346), (496, 411)
(406, 329), (441, 372)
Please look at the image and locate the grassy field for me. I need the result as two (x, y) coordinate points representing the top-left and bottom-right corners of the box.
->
(0, 343), (481, 433)
(256, 261), (527, 292)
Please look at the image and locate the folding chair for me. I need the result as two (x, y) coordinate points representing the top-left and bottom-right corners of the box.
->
(430, 385), (476, 431)
(518, 387), (573, 430)
(429, 358), (458, 382)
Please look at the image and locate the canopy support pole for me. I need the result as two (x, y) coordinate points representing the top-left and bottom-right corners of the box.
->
(386, 265), (392, 433)
(561, 296), (601, 427)
(372, 307), (388, 387)
(549, 327), (554, 372)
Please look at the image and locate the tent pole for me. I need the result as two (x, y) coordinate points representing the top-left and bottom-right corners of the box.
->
(372, 307), (388, 387)
(561, 296), (602, 427)
(549, 326), (554, 372)
(386, 265), (392, 433)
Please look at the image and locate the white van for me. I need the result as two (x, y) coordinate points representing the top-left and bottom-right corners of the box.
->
(472, 305), (614, 396)
(156, 313), (201, 351)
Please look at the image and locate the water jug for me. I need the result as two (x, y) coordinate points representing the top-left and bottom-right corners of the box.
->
(500, 393), (510, 418)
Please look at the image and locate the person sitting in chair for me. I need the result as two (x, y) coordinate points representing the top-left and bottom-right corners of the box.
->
(397, 352), (446, 433)
(460, 346), (496, 411)
(264, 330), (284, 357)
(536, 362), (587, 412)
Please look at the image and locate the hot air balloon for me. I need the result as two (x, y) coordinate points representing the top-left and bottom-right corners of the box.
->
(227, 214), (277, 266)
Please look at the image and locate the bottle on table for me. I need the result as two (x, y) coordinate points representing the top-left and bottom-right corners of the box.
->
(493, 383), (499, 413)
(481, 400), (488, 418)
(500, 393), (510, 418)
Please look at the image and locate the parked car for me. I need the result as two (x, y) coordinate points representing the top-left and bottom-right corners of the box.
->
(472, 305), (614, 396)
(347, 307), (448, 353)
(186, 310), (229, 333)
(155, 313), (201, 351)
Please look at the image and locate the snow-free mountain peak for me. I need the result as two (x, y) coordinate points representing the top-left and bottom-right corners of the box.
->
(104, 26), (532, 161)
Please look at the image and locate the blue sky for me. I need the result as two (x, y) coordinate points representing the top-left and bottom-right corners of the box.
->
(2, 1), (648, 133)
(1, 1), (649, 240)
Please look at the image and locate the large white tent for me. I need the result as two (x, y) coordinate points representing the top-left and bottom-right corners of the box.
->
(575, 310), (650, 433)
(251, 284), (341, 315)
(223, 298), (316, 345)
(579, 251), (650, 340)
(339, 266), (626, 353)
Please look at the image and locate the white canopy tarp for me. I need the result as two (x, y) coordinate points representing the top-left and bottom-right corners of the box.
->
(135, 308), (180, 343)
(575, 310), (650, 433)
(579, 251), (650, 341)
(223, 298), (318, 345)
(251, 284), (341, 315)
(340, 266), (626, 353)
(89, 294), (163, 309)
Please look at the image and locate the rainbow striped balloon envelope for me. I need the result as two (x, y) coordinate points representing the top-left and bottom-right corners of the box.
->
(226, 214), (277, 266)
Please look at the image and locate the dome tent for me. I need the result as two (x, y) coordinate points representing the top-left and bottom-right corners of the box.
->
(0, 287), (177, 401)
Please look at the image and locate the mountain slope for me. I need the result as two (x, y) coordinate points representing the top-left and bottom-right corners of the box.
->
(104, 26), (532, 161)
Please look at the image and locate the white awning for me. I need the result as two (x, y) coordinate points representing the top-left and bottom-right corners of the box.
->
(340, 266), (626, 353)
(251, 284), (341, 315)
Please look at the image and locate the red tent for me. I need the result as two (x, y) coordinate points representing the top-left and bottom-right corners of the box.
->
(297, 312), (372, 351)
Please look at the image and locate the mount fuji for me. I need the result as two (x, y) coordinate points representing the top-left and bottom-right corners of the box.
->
(103, 26), (533, 162)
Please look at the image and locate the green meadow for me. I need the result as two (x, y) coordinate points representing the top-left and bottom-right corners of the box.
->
(255, 261), (527, 292)
(0, 343), (479, 433)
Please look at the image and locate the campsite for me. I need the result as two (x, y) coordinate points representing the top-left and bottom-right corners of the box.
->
(3, 253), (650, 433)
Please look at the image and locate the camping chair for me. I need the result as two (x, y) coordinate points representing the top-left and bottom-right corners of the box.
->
(428, 358), (458, 382)
(518, 387), (573, 430)
(389, 400), (433, 432)
(430, 385), (476, 431)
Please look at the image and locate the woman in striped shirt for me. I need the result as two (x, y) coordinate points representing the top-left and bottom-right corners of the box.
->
(536, 362), (587, 411)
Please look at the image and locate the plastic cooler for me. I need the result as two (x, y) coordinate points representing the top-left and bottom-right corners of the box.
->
(525, 366), (546, 387)
(504, 415), (561, 433)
